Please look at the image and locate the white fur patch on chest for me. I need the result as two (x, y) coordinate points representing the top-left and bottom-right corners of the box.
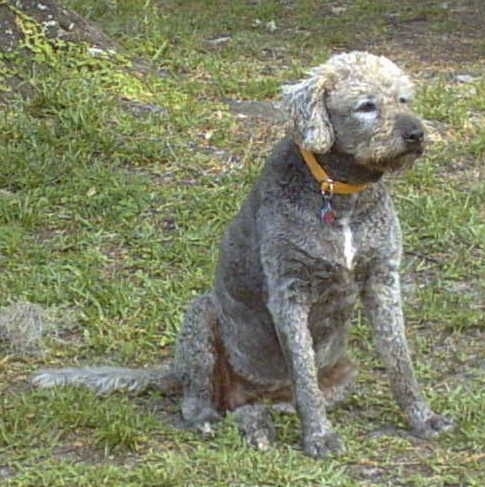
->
(340, 218), (355, 269)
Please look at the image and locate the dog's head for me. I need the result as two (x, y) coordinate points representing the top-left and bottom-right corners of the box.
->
(282, 51), (424, 172)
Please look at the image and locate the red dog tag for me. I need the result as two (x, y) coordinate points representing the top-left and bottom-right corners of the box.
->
(320, 200), (337, 224)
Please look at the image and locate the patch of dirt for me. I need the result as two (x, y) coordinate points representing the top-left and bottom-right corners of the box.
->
(0, 0), (151, 101)
(367, 1), (484, 68)
(0, 0), (118, 53)
(225, 99), (284, 123)
(0, 302), (49, 357)
(0, 465), (15, 482)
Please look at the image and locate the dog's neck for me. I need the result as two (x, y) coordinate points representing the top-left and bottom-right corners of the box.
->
(314, 150), (384, 186)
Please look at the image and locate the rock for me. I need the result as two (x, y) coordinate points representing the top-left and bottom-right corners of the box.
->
(226, 99), (285, 122)
(206, 35), (232, 47)
(455, 74), (478, 83)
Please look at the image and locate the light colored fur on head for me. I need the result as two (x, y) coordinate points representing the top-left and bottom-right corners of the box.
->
(281, 51), (415, 154)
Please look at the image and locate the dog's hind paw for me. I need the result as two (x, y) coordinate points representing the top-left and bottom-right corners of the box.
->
(231, 404), (276, 451)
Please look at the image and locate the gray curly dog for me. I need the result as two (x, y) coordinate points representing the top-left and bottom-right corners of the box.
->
(33, 51), (454, 458)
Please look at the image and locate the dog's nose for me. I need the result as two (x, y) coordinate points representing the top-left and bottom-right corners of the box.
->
(403, 127), (424, 144)
(395, 114), (425, 145)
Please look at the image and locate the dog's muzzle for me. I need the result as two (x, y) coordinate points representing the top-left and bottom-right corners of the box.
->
(396, 114), (425, 154)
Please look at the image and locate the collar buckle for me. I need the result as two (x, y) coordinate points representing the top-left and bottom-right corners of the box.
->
(299, 146), (369, 195)
(321, 178), (335, 196)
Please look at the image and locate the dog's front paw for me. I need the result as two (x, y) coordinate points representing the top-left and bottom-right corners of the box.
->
(303, 430), (345, 459)
(411, 412), (455, 439)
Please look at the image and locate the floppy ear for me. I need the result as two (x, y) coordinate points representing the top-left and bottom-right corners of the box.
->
(282, 71), (335, 154)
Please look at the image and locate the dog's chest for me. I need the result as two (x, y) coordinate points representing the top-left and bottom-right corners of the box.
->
(306, 216), (364, 273)
(300, 188), (393, 271)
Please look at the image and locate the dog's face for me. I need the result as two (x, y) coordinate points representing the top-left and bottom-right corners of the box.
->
(283, 52), (425, 172)
(326, 75), (424, 172)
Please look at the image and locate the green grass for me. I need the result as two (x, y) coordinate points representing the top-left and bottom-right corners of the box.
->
(0, 0), (484, 485)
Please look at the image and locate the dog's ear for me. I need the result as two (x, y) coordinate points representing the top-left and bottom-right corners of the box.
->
(282, 71), (335, 154)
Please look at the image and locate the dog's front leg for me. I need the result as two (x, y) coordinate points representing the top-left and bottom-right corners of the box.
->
(267, 282), (344, 458)
(362, 262), (455, 438)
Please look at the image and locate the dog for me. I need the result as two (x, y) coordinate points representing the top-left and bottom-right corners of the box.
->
(33, 51), (454, 458)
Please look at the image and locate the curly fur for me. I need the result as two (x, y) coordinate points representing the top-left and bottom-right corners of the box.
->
(32, 51), (454, 458)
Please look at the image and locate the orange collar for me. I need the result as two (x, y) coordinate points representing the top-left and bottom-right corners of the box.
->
(299, 147), (369, 195)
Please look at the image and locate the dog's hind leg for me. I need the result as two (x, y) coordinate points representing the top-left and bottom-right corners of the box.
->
(318, 356), (357, 409)
(231, 404), (276, 451)
(175, 292), (222, 430)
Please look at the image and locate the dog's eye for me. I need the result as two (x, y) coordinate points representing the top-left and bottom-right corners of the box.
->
(356, 101), (377, 113)
(399, 96), (408, 104)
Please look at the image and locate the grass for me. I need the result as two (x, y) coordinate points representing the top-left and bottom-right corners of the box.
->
(0, 0), (484, 485)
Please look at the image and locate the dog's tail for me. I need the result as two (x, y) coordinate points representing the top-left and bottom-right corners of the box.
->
(31, 363), (181, 395)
